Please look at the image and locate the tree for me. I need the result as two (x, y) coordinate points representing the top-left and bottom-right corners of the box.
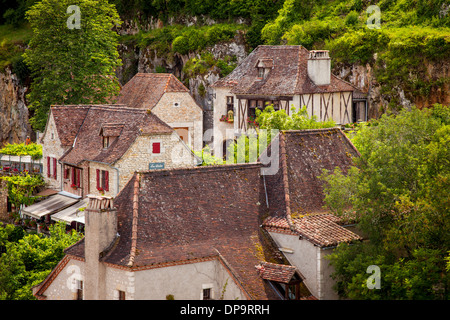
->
(0, 221), (82, 300)
(23, 0), (122, 131)
(321, 105), (450, 299)
(227, 105), (336, 164)
(0, 173), (44, 213)
(4, 222), (82, 300)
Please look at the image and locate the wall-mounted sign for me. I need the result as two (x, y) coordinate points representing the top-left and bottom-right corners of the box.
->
(149, 162), (165, 170)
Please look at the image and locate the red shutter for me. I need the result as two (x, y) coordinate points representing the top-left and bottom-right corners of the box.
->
(72, 167), (76, 185)
(53, 158), (57, 179)
(96, 169), (100, 190)
(76, 169), (81, 188)
(47, 157), (51, 177)
(64, 167), (68, 179)
(152, 142), (161, 154)
(104, 171), (109, 191)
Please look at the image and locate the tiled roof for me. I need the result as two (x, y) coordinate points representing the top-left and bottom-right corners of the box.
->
(262, 128), (360, 218)
(212, 45), (357, 95)
(56, 105), (173, 166)
(255, 262), (300, 284)
(115, 73), (190, 110)
(263, 214), (362, 248)
(48, 105), (90, 147)
(66, 164), (287, 300)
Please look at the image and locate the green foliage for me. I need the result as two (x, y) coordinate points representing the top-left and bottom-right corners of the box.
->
(183, 52), (237, 79)
(23, 0), (122, 132)
(256, 105), (336, 131)
(0, 173), (44, 210)
(0, 222), (82, 300)
(227, 105), (336, 164)
(138, 23), (243, 56)
(0, 142), (42, 159)
(321, 106), (450, 299)
(194, 145), (224, 166)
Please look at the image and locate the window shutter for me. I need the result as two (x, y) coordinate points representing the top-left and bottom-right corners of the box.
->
(96, 169), (100, 190)
(47, 157), (51, 177)
(104, 171), (109, 191)
(53, 158), (57, 179)
(152, 142), (161, 154)
(64, 167), (68, 179)
(76, 169), (81, 188)
(72, 167), (76, 185)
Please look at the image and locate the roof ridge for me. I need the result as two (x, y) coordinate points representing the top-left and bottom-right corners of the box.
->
(127, 174), (141, 267)
(138, 162), (262, 176)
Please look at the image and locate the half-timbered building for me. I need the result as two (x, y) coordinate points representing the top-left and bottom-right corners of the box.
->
(211, 45), (367, 156)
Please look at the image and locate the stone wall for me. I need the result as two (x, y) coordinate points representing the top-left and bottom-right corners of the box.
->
(41, 113), (66, 191)
(113, 132), (198, 195)
(152, 91), (203, 152)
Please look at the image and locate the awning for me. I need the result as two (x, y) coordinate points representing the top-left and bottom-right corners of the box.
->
(22, 193), (80, 219)
(51, 198), (88, 225)
(0, 155), (43, 164)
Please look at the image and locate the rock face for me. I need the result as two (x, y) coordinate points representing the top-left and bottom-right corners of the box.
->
(0, 67), (32, 147)
(334, 59), (450, 119)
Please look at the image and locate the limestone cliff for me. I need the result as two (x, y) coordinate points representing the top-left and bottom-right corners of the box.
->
(0, 66), (32, 147)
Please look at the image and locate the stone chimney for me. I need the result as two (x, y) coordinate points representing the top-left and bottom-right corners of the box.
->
(307, 50), (331, 86)
(84, 195), (117, 300)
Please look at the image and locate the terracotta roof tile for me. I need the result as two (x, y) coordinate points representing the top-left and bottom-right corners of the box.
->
(256, 262), (298, 284)
(49, 105), (90, 147)
(56, 105), (173, 165)
(263, 214), (362, 247)
(115, 73), (189, 110)
(212, 45), (356, 95)
(67, 164), (286, 300)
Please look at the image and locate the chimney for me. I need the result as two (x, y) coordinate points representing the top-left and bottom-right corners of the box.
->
(307, 50), (331, 86)
(84, 195), (117, 300)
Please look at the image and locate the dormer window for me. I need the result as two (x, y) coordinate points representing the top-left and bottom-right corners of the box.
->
(103, 136), (110, 149)
(255, 58), (273, 80)
(258, 67), (265, 79)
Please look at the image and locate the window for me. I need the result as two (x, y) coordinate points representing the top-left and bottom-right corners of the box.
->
(152, 142), (161, 154)
(96, 169), (109, 192)
(103, 136), (110, 148)
(71, 167), (81, 188)
(47, 157), (57, 179)
(257, 67), (265, 79)
(226, 96), (234, 113)
(118, 290), (126, 300)
(202, 288), (211, 300)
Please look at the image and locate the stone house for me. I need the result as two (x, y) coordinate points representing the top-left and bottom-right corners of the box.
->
(33, 164), (312, 300)
(210, 45), (367, 156)
(33, 104), (199, 227)
(32, 128), (363, 301)
(115, 73), (203, 152)
(260, 129), (362, 299)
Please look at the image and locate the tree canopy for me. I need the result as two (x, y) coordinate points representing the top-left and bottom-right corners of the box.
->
(23, 0), (122, 131)
(0, 222), (82, 300)
(320, 104), (450, 299)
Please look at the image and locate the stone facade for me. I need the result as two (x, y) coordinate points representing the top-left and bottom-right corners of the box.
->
(80, 132), (198, 198)
(40, 114), (66, 190)
(41, 257), (246, 300)
(152, 92), (203, 151)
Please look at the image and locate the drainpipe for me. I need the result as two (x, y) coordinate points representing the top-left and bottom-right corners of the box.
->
(316, 246), (322, 300)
